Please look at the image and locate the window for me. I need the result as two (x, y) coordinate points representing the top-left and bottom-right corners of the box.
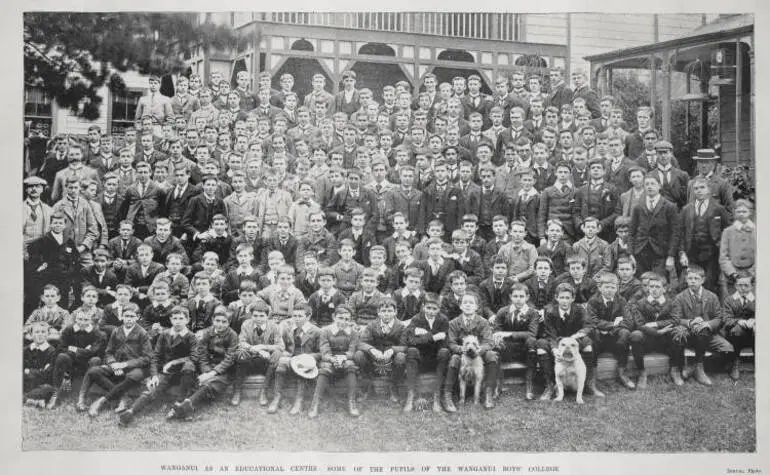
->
(111, 89), (143, 136)
(24, 87), (53, 138)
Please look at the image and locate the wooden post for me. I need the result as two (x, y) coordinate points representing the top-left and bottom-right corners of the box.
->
(662, 51), (672, 141)
(566, 14), (572, 76)
(735, 38), (743, 167)
(649, 54), (657, 111)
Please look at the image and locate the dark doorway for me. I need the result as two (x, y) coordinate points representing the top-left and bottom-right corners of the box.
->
(271, 58), (333, 102)
(349, 62), (410, 103)
(430, 67), (493, 95)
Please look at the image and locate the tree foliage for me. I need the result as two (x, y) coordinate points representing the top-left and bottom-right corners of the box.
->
(24, 13), (240, 120)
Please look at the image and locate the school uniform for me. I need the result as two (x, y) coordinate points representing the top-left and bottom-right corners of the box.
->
(348, 290), (387, 327)
(121, 180), (164, 238)
(52, 195), (100, 249)
(538, 182), (577, 241)
(543, 303), (593, 354)
(296, 229), (339, 271)
(497, 241), (538, 283)
(143, 235), (189, 266)
(618, 187), (646, 218)
(354, 319), (407, 382)
(656, 166), (689, 209)
(181, 193), (227, 240)
(722, 292), (755, 356)
(448, 249), (486, 287)
(587, 294), (630, 368)
(124, 261), (165, 296)
(182, 325), (239, 412)
(554, 274), (598, 305)
(531, 164), (556, 193)
(574, 181), (620, 241)
(477, 276), (515, 316)
(418, 181), (464, 238)
(259, 234), (299, 272)
(510, 188), (540, 244)
(254, 188), (293, 239)
(25, 232), (80, 309)
(191, 233), (233, 269)
(604, 157), (635, 194)
(81, 266), (119, 306)
(494, 304), (541, 364)
(382, 187), (423, 234)
(23, 341), (57, 401)
(572, 237), (611, 279)
(413, 259), (455, 295)
(679, 199), (730, 292)
(628, 195), (680, 275)
(537, 240), (571, 277)
(256, 285), (308, 323)
(546, 82), (574, 112)
(54, 323), (106, 386)
(446, 314), (498, 387)
(86, 324), (153, 402)
(51, 165), (100, 203)
(234, 319), (284, 385)
(89, 153), (120, 180)
(402, 312), (450, 392)
(151, 271), (190, 303)
(670, 287), (733, 364)
(719, 221), (755, 283)
(185, 295), (221, 333)
(622, 295), (680, 370)
(325, 187), (379, 236)
(687, 173), (734, 214)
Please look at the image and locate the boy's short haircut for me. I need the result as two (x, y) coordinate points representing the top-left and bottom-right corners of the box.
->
(171, 306), (190, 318)
(686, 265), (706, 278)
(423, 292), (440, 306)
(251, 301), (270, 315)
(317, 267), (336, 279)
(404, 267), (424, 280)
(645, 272), (667, 285)
(461, 214), (478, 224)
(427, 220), (444, 231)
(491, 257), (508, 268)
(451, 229), (469, 241)
(509, 220), (526, 230)
(308, 210), (326, 221)
(534, 256), (554, 270)
(194, 271), (212, 283)
(202, 251), (220, 263)
(395, 239), (413, 251)
(155, 218), (172, 227)
(554, 161), (572, 172)
(369, 245), (386, 256)
(391, 211), (408, 224)
(599, 273), (620, 286)
(137, 243), (153, 254)
(617, 256), (637, 269)
(334, 305), (353, 317)
(614, 216), (631, 230)
(734, 199), (754, 212)
(213, 305), (230, 320)
(511, 282), (529, 296)
(546, 218), (564, 230)
(119, 220), (135, 229)
(277, 265), (296, 277)
(236, 243), (254, 255)
(339, 239), (355, 250)
(239, 280), (258, 294)
(122, 303), (141, 316)
(566, 255), (587, 268)
(582, 216), (601, 227)
(93, 248), (111, 260)
(378, 298), (397, 311)
(81, 285), (98, 297)
(734, 270), (754, 283)
(276, 216), (292, 226)
(267, 250), (285, 262)
(555, 282), (576, 297)
(361, 268), (378, 280)
(447, 270), (468, 284)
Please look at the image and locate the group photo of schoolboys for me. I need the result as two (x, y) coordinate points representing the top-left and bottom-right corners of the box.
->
(22, 64), (756, 431)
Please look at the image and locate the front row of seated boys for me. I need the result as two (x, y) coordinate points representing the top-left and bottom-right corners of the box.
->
(23, 259), (755, 423)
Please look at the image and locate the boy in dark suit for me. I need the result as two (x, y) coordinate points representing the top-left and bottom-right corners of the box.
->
(509, 169), (540, 245)
(493, 283), (541, 400)
(119, 306), (199, 426)
(169, 307), (238, 421)
(483, 216), (511, 268)
(23, 322), (58, 408)
(478, 258), (514, 316)
(259, 218), (299, 273)
(181, 175), (227, 249)
(445, 292), (499, 410)
(543, 282), (598, 400)
(26, 213), (80, 310)
(678, 177), (730, 293)
(628, 174), (681, 276)
(416, 238), (457, 295)
(586, 273), (631, 393)
(107, 220), (143, 280)
(80, 303), (153, 416)
(721, 273), (755, 381)
(523, 256), (557, 311)
(653, 140), (688, 208)
(401, 293), (450, 412)
(121, 161), (164, 240)
(124, 243), (165, 309)
(186, 273), (221, 335)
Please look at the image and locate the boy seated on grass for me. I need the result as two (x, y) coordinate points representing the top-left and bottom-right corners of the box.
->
(310, 306), (361, 418)
(169, 306), (239, 421)
(185, 272), (221, 336)
(537, 219), (570, 276)
(256, 264), (308, 324)
(572, 216), (611, 279)
(368, 245), (398, 295)
(48, 309), (107, 409)
(139, 281), (174, 345)
(80, 303), (153, 417)
(617, 256), (644, 302)
(25, 284), (71, 344)
(23, 322), (57, 409)
(542, 283), (596, 402)
(622, 272), (680, 387)
(332, 239), (366, 298)
(722, 272), (755, 381)
(230, 301), (285, 407)
(554, 255), (597, 305)
(308, 267), (347, 327)
(222, 243), (260, 305)
(151, 253), (190, 303)
(586, 272), (630, 393)
(401, 293), (449, 413)
(354, 298), (407, 405)
(669, 265), (734, 387)
(348, 268), (387, 328)
(493, 283), (541, 400)
(119, 306), (199, 426)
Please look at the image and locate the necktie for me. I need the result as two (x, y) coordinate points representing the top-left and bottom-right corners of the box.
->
(175, 187), (181, 200)
(197, 299), (205, 316)
(648, 200), (654, 212)
(137, 182), (144, 197)
(514, 309), (520, 321)
(122, 240), (129, 258)
(376, 184), (382, 194)
(256, 327), (264, 337)
(697, 200), (705, 217)
(406, 294), (417, 315)
(29, 203), (38, 222)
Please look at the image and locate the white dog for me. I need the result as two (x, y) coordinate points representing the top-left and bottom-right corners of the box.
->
(459, 335), (485, 405)
(553, 337), (587, 404)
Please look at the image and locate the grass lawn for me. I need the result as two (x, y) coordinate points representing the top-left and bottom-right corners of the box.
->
(22, 373), (755, 452)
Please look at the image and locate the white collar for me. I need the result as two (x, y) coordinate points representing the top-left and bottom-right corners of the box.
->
(196, 294), (214, 303)
(647, 295), (666, 305)
(512, 304), (529, 316)
(518, 188), (537, 199)
(171, 327), (190, 337)
(30, 342), (51, 351)
(152, 300), (170, 308)
(732, 292), (755, 302)
(73, 324), (94, 333)
(734, 220), (755, 231)
(402, 288), (421, 298)
(122, 325), (136, 336)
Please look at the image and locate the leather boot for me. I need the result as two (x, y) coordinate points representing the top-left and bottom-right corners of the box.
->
(694, 363), (713, 386)
(729, 357), (741, 381)
(290, 380), (305, 416)
(259, 369), (274, 406)
(669, 367), (684, 386)
(525, 368), (535, 400)
(114, 395), (132, 413)
(585, 365), (605, 397)
(46, 391), (59, 410)
(538, 353), (554, 401)
(76, 376), (90, 412)
(346, 373), (360, 417)
(88, 396), (107, 417)
(230, 382), (242, 406)
(432, 391), (443, 413)
(484, 387), (495, 409)
(403, 389), (415, 413)
(258, 388), (270, 406)
(308, 375), (328, 419)
(118, 408), (135, 427)
(681, 365), (694, 380)
(636, 369), (648, 389)
(617, 367), (636, 389)
(267, 371), (285, 414)
(388, 380), (400, 403)
(442, 366), (457, 413)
